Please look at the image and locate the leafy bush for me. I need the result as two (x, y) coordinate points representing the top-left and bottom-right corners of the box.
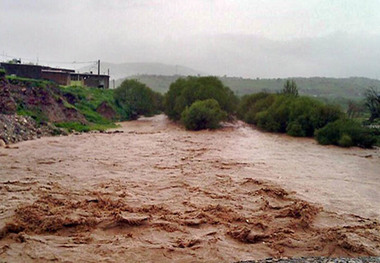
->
(164, 78), (187, 120)
(338, 134), (353, 147)
(237, 92), (272, 119)
(0, 68), (6, 77)
(315, 119), (376, 148)
(365, 87), (380, 122)
(152, 90), (164, 112)
(181, 99), (227, 130)
(255, 110), (281, 132)
(114, 79), (163, 120)
(237, 93), (344, 138)
(255, 95), (293, 132)
(164, 76), (237, 121)
(243, 95), (276, 124)
(311, 103), (344, 130)
(286, 121), (306, 137)
(287, 96), (343, 137)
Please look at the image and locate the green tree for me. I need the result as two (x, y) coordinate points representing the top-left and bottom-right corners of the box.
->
(241, 94), (276, 125)
(164, 78), (187, 120)
(255, 95), (294, 132)
(365, 87), (380, 122)
(164, 76), (237, 121)
(181, 99), (227, 130)
(287, 96), (343, 137)
(114, 79), (162, 120)
(237, 92), (271, 120)
(347, 100), (365, 119)
(282, 79), (299, 96)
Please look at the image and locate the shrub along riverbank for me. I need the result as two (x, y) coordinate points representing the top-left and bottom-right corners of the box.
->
(164, 76), (238, 129)
(237, 92), (377, 148)
(163, 76), (378, 148)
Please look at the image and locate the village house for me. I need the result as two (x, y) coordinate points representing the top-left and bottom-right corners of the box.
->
(0, 62), (110, 89)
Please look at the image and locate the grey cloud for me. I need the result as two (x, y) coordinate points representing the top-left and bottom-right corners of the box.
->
(1, 1), (380, 78)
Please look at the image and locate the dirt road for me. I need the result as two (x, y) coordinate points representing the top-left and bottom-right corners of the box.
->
(1, 115), (379, 262)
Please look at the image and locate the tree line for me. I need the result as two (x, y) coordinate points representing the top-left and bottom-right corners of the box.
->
(114, 77), (379, 148)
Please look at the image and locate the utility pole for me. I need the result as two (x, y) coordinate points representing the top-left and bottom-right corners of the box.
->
(107, 68), (110, 76)
(97, 60), (100, 75)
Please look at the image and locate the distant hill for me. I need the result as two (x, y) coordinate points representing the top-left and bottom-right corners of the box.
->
(116, 75), (380, 100)
(77, 32), (380, 79)
(79, 62), (204, 80)
(220, 76), (380, 98)
(116, 75), (182, 94)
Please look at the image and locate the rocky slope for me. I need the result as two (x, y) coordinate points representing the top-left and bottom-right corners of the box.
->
(0, 114), (60, 145)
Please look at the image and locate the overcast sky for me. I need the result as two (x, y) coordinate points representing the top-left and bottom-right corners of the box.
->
(1, 0), (380, 78)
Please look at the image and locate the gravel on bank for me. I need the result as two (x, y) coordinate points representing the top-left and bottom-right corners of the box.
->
(0, 114), (61, 145)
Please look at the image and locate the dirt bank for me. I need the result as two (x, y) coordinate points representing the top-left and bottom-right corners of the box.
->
(0, 115), (379, 262)
(0, 76), (86, 124)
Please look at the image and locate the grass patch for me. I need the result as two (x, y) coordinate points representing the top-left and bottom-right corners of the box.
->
(76, 102), (110, 124)
(59, 85), (115, 107)
(16, 106), (48, 125)
(57, 85), (128, 132)
(59, 86), (114, 124)
(6, 75), (52, 87)
(62, 99), (76, 109)
(0, 68), (6, 77)
(55, 122), (118, 132)
(59, 85), (126, 120)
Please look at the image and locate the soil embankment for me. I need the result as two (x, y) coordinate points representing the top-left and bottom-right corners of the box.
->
(0, 75), (86, 145)
(0, 76), (85, 124)
(0, 115), (379, 262)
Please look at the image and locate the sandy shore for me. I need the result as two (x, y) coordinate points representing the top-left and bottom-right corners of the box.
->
(0, 115), (379, 262)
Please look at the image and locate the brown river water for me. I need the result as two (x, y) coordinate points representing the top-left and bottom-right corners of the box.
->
(0, 115), (379, 262)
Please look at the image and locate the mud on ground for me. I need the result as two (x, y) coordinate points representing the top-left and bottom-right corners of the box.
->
(0, 115), (379, 262)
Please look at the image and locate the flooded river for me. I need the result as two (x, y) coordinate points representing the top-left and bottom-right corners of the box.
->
(0, 115), (379, 262)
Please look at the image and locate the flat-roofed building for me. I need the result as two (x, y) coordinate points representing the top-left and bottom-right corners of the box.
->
(0, 62), (109, 89)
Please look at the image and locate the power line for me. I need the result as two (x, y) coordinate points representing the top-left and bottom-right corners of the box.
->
(40, 60), (97, 65)
(0, 53), (96, 65)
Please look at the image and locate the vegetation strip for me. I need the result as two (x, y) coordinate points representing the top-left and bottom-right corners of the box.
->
(0, 69), (379, 147)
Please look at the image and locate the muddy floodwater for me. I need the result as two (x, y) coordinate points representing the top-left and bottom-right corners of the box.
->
(0, 115), (379, 262)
